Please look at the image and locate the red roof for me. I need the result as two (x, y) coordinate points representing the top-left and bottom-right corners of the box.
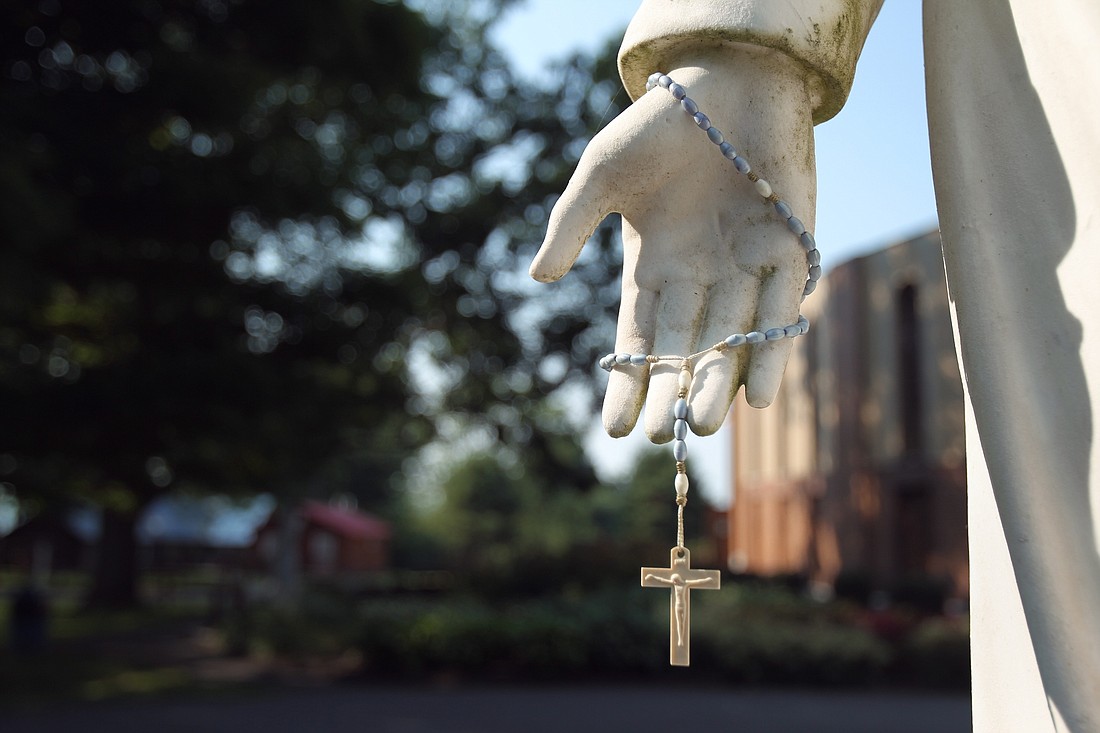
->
(299, 501), (391, 541)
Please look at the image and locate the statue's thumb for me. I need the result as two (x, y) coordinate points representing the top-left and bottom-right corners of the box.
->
(529, 169), (610, 283)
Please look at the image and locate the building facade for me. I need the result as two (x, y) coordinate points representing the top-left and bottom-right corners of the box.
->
(728, 230), (968, 600)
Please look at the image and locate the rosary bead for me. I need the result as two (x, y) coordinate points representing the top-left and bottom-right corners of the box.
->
(785, 324), (802, 338)
(808, 265), (822, 282)
(732, 156), (751, 174)
(693, 112), (711, 130)
(706, 127), (724, 145)
(803, 279), (818, 296)
(599, 355), (615, 370)
(798, 315), (810, 333)
(674, 418), (688, 440)
(746, 331), (766, 344)
(674, 473), (689, 496)
(658, 75), (672, 89)
(668, 83), (686, 100)
(774, 200), (792, 218)
(673, 440), (688, 462)
(765, 327), (786, 341)
(719, 142), (737, 160)
(630, 354), (648, 366)
(724, 333), (747, 348)
(807, 248), (821, 267)
(681, 97), (699, 115)
(787, 216), (806, 235)
(647, 72), (662, 89)
(615, 353), (631, 365)
(674, 398), (689, 419)
(677, 369), (693, 392)
(800, 231), (816, 251)
(754, 179), (773, 198)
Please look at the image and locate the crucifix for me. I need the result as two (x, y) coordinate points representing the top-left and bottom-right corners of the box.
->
(642, 546), (721, 666)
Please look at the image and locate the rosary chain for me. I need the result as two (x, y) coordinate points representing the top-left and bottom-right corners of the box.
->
(596, 72), (826, 548)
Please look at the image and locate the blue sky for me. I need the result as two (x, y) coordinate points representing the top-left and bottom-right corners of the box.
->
(492, 1), (939, 505)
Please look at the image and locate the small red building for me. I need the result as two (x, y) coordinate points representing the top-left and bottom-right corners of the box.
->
(253, 500), (391, 576)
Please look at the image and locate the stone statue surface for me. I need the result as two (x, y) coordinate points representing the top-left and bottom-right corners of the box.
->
(533, 1), (1100, 730)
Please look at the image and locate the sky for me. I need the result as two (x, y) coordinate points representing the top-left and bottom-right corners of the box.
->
(491, 0), (938, 507)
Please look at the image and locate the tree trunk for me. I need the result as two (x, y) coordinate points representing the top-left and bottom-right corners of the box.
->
(85, 508), (141, 609)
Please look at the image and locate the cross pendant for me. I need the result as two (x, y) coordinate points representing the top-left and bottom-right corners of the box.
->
(641, 546), (721, 666)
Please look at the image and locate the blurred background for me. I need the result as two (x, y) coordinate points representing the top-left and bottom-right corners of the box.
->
(0, 0), (969, 730)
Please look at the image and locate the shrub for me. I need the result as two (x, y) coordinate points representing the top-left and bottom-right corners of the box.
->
(899, 616), (970, 689)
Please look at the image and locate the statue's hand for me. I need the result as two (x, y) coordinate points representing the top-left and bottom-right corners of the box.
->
(530, 51), (818, 442)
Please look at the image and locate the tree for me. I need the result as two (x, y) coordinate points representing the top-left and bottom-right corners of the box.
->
(0, 0), (629, 606)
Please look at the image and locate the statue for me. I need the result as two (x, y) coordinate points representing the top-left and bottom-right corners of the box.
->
(532, 1), (1100, 730)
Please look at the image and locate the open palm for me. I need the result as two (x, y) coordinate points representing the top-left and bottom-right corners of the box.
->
(531, 52), (818, 442)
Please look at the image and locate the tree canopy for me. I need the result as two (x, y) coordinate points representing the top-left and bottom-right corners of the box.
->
(0, 0), (631, 605)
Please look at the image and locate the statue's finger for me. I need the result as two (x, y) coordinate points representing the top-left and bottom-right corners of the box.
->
(744, 267), (803, 408)
(685, 278), (758, 435)
(602, 285), (658, 438)
(643, 283), (708, 443)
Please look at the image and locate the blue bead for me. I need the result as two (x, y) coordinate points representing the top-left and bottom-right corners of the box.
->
(785, 325), (802, 338)
(707, 127), (724, 145)
(774, 201), (792, 219)
(674, 418), (688, 441)
(719, 142), (737, 160)
(746, 331), (765, 344)
(658, 75), (672, 88)
(669, 83), (686, 100)
(808, 265), (822, 282)
(674, 398), (688, 419)
(673, 440), (688, 462)
(693, 112), (710, 131)
(798, 316), (810, 333)
(615, 353), (630, 365)
(630, 354), (648, 366)
(680, 96), (698, 114)
(800, 231), (816, 251)
(765, 328), (785, 341)
(599, 355), (614, 370)
(647, 72), (662, 87)
(787, 216), (805, 235)
(733, 157), (751, 174)
(803, 280), (818, 296)
(807, 248), (821, 266)
(724, 333), (747, 348)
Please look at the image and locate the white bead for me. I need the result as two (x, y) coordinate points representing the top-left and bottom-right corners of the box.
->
(677, 370), (692, 392)
(754, 179), (773, 198)
(675, 473), (689, 496)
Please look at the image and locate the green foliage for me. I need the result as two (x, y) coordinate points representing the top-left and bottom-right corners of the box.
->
(228, 585), (908, 686)
(897, 616), (970, 689)
(0, 0), (631, 604)
(691, 586), (891, 685)
(414, 440), (721, 598)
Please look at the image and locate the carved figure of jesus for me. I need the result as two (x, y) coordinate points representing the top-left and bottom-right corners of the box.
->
(642, 548), (720, 666)
(643, 571), (716, 647)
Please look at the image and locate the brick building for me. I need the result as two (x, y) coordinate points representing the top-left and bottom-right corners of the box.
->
(727, 230), (968, 600)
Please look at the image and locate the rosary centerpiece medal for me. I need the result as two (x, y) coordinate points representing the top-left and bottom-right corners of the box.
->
(597, 72), (823, 667)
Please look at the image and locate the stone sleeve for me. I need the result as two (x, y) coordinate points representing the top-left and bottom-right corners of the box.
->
(617, 0), (884, 124)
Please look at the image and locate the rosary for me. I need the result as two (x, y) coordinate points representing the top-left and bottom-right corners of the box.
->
(597, 73), (822, 666)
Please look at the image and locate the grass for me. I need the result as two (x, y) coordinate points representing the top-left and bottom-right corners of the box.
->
(0, 599), (213, 708)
